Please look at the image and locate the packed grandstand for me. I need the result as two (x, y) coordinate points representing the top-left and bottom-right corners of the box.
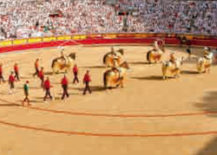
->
(0, 0), (216, 40)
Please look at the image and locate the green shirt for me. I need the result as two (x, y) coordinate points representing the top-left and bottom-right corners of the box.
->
(24, 84), (29, 93)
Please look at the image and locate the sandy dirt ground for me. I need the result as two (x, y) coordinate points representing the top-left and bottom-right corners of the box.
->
(0, 45), (217, 155)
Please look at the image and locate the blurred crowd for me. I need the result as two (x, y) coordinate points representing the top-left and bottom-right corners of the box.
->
(0, 0), (216, 40)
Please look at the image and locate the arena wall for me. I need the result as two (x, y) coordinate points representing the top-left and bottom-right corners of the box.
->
(0, 33), (216, 53)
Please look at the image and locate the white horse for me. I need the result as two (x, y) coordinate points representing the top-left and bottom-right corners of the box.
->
(162, 57), (184, 80)
(103, 61), (130, 88)
(147, 40), (165, 64)
(103, 49), (124, 67)
(197, 52), (213, 73)
(51, 53), (76, 74)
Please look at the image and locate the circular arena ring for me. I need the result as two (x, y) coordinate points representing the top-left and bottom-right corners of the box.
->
(0, 33), (217, 155)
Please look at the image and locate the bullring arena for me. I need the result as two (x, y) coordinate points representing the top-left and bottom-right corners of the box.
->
(0, 35), (217, 155)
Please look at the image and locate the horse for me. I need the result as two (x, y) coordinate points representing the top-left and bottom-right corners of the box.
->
(103, 61), (130, 89)
(162, 57), (184, 80)
(51, 53), (76, 74)
(103, 49), (124, 67)
(146, 48), (164, 64)
(197, 56), (213, 73)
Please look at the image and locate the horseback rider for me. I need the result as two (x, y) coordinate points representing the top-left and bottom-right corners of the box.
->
(110, 46), (119, 66)
(153, 38), (165, 53)
(110, 46), (118, 57)
(154, 40), (159, 51)
(169, 52), (176, 64)
(204, 47), (213, 60)
(60, 50), (67, 64)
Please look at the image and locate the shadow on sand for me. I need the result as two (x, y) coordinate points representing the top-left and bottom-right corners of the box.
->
(195, 91), (217, 155)
(74, 85), (106, 92)
(181, 70), (199, 75)
(196, 137), (217, 155)
(0, 103), (20, 107)
(17, 86), (42, 90)
(131, 76), (163, 81)
(129, 61), (150, 65)
(195, 91), (217, 116)
(82, 65), (106, 69)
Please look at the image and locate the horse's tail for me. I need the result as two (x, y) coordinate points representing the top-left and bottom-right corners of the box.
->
(103, 54), (108, 64)
(51, 59), (57, 68)
(103, 71), (108, 88)
(147, 51), (151, 62)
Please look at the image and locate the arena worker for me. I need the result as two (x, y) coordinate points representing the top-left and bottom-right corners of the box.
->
(14, 63), (20, 81)
(83, 70), (92, 95)
(33, 58), (40, 77)
(22, 80), (30, 106)
(38, 67), (45, 88)
(61, 74), (69, 100)
(0, 63), (5, 84)
(43, 77), (53, 101)
(72, 64), (79, 84)
(8, 71), (15, 94)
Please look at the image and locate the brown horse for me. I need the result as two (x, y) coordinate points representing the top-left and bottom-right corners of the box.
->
(51, 53), (76, 74)
(103, 61), (130, 88)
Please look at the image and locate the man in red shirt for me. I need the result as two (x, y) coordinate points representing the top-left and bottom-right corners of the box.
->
(72, 64), (79, 84)
(33, 58), (39, 77)
(0, 63), (5, 84)
(43, 77), (52, 101)
(61, 75), (69, 100)
(83, 70), (92, 95)
(14, 63), (20, 81)
(8, 71), (15, 94)
(38, 67), (44, 88)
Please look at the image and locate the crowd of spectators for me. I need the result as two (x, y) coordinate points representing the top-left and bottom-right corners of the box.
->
(0, 0), (216, 40)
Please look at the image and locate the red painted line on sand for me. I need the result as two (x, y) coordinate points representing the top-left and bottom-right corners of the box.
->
(0, 98), (216, 118)
(0, 119), (217, 137)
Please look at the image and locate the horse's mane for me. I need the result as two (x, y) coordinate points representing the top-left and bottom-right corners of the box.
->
(103, 53), (110, 64)
(117, 49), (124, 55)
(68, 53), (76, 60)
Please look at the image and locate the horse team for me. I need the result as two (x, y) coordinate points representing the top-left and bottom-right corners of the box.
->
(52, 39), (215, 89)
(0, 40), (215, 105)
(102, 39), (214, 86)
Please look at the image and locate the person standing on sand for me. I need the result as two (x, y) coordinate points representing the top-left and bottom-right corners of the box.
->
(33, 58), (40, 77)
(43, 77), (53, 101)
(22, 81), (30, 106)
(186, 46), (192, 59)
(83, 70), (92, 95)
(72, 64), (79, 84)
(8, 71), (15, 94)
(14, 63), (20, 81)
(38, 67), (44, 88)
(61, 74), (69, 100)
(0, 63), (5, 84)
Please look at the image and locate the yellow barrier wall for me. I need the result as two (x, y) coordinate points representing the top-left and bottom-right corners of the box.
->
(103, 34), (117, 39)
(43, 37), (56, 42)
(13, 39), (27, 45)
(0, 33), (215, 47)
(0, 40), (13, 46)
(72, 35), (87, 40)
(57, 35), (72, 41)
(28, 38), (42, 43)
